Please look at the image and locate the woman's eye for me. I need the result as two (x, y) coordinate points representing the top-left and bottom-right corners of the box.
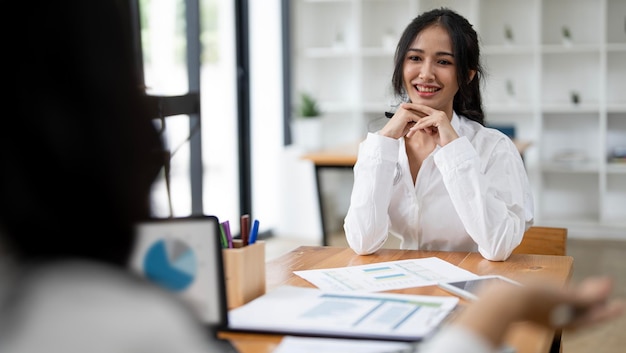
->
(438, 59), (453, 65)
(407, 55), (421, 61)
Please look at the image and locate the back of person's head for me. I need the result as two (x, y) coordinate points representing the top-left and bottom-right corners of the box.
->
(391, 7), (485, 125)
(2, 1), (164, 266)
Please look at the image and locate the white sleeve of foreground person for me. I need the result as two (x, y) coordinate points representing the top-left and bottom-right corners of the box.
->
(419, 325), (498, 353)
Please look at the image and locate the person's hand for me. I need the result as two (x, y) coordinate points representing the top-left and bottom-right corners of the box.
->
(519, 276), (624, 330)
(402, 103), (458, 145)
(454, 276), (625, 348)
(379, 103), (458, 146)
(378, 104), (422, 139)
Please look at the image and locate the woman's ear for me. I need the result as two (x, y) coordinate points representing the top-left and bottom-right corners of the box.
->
(468, 70), (476, 83)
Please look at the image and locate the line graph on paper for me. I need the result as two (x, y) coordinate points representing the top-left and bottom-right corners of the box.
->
(293, 257), (478, 292)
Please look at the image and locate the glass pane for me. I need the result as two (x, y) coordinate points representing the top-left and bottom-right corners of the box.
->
(141, 0), (189, 95)
(140, 0), (192, 217)
(139, 0), (240, 225)
(200, 0), (240, 230)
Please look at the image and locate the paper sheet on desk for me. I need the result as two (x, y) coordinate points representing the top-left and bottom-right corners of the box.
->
(273, 335), (516, 353)
(294, 257), (478, 292)
(273, 336), (415, 353)
(228, 285), (459, 342)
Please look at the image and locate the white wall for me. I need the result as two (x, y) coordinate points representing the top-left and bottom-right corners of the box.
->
(249, 0), (321, 242)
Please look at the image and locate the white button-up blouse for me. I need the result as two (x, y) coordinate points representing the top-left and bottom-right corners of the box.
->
(343, 112), (534, 261)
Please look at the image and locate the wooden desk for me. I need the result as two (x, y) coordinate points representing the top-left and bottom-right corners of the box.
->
(301, 140), (532, 245)
(220, 246), (573, 353)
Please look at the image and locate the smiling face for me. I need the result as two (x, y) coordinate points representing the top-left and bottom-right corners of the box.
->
(402, 25), (458, 119)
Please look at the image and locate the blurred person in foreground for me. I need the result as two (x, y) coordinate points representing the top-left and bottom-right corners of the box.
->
(423, 276), (624, 352)
(0, 2), (622, 353)
(0, 1), (229, 352)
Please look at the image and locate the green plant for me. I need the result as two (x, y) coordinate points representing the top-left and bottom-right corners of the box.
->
(297, 92), (321, 118)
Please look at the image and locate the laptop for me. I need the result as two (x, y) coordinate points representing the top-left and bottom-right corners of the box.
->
(130, 215), (238, 352)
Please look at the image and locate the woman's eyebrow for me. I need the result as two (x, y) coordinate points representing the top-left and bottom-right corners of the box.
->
(407, 48), (454, 57)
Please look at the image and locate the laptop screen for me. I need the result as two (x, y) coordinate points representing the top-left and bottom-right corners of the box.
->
(129, 216), (229, 330)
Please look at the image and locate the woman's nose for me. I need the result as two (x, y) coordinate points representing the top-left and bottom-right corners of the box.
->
(418, 60), (434, 81)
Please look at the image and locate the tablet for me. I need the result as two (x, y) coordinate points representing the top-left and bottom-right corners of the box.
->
(438, 275), (521, 301)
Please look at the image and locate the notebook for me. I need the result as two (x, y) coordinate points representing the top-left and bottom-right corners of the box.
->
(130, 215), (237, 352)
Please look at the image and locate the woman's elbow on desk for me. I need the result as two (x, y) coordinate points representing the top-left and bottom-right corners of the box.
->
(344, 228), (386, 255)
(478, 248), (511, 262)
(346, 236), (381, 256)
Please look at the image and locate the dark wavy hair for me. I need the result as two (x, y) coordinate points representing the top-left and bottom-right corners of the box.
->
(391, 7), (485, 125)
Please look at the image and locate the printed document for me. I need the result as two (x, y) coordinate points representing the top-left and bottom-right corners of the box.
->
(294, 257), (478, 292)
(273, 336), (415, 353)
(228, 285), (459, 341)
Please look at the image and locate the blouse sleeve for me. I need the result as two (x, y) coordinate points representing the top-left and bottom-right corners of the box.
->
(434, 135), (534, 261)
(344, 133), (400, 255)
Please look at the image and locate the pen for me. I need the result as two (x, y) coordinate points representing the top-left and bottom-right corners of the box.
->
(241, 214), (250, 246)
(221, 220), (233, 248)
(248, 219), (259, 245)
(219, 223), (228, 249)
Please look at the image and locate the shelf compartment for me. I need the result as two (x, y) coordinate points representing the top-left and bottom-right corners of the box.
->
(293, 57), (357, 107)
(361, 56), (395, 104)
(607, 0), (626, 44)
(542, 0), (603, 46)
(419, 0), (474, 21)
(607, 52), (626, 107)
(483, 53), (536, 109)
(293, 0), (355, 50)
(541, 113), (601, 168)
(360, 0), (413, 49)
(541, 172), (600, 222)
(607, 113), (626, 164)
(477, 0), (538, 47)
(541, 52), (601, 107)
(485, 112), (535, 144)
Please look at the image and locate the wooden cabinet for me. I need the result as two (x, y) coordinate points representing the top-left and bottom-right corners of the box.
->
(289, 0), (626, 235)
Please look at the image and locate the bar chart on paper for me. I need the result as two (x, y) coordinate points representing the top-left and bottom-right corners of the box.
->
(294, 257), (478, 292)
(228, 285), (459, 341)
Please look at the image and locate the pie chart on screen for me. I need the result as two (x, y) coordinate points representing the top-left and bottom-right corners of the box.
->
(143, 238), (197, 291)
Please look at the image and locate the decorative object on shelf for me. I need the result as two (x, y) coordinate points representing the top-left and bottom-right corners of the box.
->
(561, 26), (572, 46)
(504, 24), (514, 45)
(292, 92), (323, 151)
(570, 91), (580, 105)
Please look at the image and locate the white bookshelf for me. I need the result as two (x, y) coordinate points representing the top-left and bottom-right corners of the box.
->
(290, 0), (626, 236)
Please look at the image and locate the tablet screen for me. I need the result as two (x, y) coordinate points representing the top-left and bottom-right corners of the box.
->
(439, 276), (520, 301)
(447, 277), (511, 294)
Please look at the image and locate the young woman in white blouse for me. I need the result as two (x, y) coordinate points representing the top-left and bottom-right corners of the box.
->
(344, 8), (534, 261)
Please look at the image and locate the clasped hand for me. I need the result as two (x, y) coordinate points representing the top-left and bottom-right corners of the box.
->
(380, 103), (458, 146)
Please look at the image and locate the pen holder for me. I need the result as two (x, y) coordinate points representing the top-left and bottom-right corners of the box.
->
(222, 240), (266, 309)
